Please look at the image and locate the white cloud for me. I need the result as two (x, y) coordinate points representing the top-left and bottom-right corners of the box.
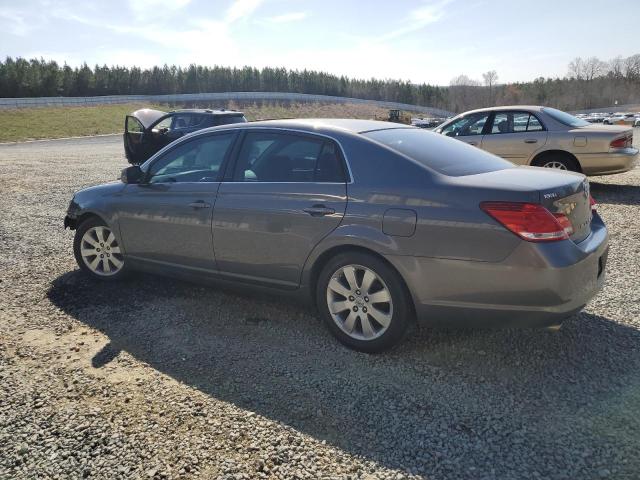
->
(0, 6), (38, 36)
(380, 0), (451, 41)
(266, 12), (308, 23)
(226, 0), (263, 23)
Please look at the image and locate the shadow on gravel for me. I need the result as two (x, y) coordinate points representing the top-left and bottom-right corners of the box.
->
(47, 270), (640, 476)
(590, 182), (640, 206)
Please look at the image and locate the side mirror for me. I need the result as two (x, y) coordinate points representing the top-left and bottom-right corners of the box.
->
(121, 165), (144, 184)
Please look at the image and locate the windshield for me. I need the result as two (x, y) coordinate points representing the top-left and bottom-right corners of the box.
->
(542, 107), (590, 127)
(363, 128), (514, 177)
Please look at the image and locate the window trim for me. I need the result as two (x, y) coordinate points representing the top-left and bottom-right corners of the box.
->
(222, 127), (353, 184)
(142, 130), (240, 184)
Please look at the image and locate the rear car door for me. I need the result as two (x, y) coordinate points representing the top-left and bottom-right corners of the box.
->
(116, 132), (238, 270)
(439, 112), (490, 147)
(481, 111), (548, 164)
(212, 130), (348, 287)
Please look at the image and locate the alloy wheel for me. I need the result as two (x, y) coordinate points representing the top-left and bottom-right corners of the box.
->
(542, 160), (568, 170)
(80, 226), (124, 276)
(326, 264), (393, 341)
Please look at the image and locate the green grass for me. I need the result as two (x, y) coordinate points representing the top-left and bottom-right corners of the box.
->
(0, 101), (409, 143)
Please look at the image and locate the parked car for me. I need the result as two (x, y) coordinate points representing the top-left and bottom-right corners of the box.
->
(603, 113), (638, 125)
(434, 106), (638, 175)
(65, 119), (608, 352)
(124, 108), (247, 164)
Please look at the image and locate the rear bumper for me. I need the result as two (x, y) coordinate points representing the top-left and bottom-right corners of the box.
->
(576, 148), (638, 175)
(386, 218), (609, 328)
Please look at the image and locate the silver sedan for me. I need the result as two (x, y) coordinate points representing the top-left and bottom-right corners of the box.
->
(435, 106), (638, 175)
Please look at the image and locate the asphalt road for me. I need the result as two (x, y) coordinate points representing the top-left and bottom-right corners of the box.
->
(0, 132), (639, 480)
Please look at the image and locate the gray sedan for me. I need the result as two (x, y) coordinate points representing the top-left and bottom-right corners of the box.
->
(435, 106), (638, 175)
(65, 119), (608, 352)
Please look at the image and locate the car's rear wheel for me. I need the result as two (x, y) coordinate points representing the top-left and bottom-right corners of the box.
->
(74, 217), (126, 280)
(316, 252), (411, 353)
(533, 153), (580, 172)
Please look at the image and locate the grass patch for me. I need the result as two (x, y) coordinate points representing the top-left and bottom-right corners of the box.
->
(0, 101), (413, 143)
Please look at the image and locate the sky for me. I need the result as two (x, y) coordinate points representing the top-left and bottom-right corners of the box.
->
(1, 0), (639, 86)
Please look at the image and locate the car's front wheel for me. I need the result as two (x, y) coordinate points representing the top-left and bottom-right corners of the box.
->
(316, 252), (412, 353)
(73, 217), (126, 280)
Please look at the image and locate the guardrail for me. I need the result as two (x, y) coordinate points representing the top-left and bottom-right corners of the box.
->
(0, 92), (453, 117)
(571, 104), (640, 114)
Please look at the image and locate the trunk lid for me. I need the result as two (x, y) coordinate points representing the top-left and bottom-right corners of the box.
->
(454, 166), (593, 243)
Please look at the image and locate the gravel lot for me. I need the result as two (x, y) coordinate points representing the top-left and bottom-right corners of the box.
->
(1, 132), (639, 480)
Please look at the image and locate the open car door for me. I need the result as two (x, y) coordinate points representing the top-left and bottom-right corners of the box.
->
(123, 109), (167, 164)
(124, 115), (146, 164)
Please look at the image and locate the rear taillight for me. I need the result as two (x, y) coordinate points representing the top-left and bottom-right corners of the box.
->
(480, 202), (571, 242)
(610, 136), (631, 148)
(590, 195), (597, 211)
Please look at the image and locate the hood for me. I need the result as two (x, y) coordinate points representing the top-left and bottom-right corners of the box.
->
(74, 181), (126, 200)
(129, 108), (167, 129)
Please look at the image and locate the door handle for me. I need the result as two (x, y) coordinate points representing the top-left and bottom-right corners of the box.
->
(467, 141), (478, 146)
(188, 201), (211, 209)
(303, 205), (335, 216)
(524, 139), (538, 144)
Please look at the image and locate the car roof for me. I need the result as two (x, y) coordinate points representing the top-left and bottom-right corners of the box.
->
(202, 118), (410, 136)
(170, 108), (245, 116)
(458, 105), (546, 116)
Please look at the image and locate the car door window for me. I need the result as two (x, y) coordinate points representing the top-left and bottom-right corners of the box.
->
(170, 114), (199, 130)
(148, 133), (236, 183)
(526, 114), (544, 131)
(126, 116), (144, 133)
(490, 113), (512, 134)
(233, 132), (346, 183)
(513, 112), (544, 132)
(441, 113), (489, 137)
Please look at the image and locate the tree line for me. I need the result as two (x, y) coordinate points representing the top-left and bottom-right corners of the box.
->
(0, 57), (446, 109)
(1, 54), (639, 113)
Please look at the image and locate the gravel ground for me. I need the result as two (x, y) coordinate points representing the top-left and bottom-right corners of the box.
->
(1, 133), (639, 480)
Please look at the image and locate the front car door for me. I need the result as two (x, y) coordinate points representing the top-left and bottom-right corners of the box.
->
(212, 129), (348, 287)
(480, 111), (548, 164)
(116, 131), (238, 270)
(439, 112), (490, 147)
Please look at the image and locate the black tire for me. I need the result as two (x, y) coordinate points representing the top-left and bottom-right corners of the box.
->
(532, 153), (580, 172)
(316, 251), (412, 353)
(73, 217), (127, 281)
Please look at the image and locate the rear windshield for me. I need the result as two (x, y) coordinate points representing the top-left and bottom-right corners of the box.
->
(542, 107), (589, 127)
(218, 115), (247, 125)
(362, 128), (514, 177)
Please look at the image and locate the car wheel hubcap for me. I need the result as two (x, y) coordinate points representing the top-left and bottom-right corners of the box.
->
(542, 161), (567, 170)
(326, 264), (393, 341)
(80, 226), (123, 276)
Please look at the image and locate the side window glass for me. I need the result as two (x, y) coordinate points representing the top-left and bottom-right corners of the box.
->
(233, 132), (344, 183)
(126, 116), (143, 133)
(149, 134), (235, 183)
(315, 142), (346, 182)
(527, 115), (544, 132)
(154, 116), (171, 130)
(513, 113), (529, 132)
(171, 114), (192, 130)
(442, 113), (489, 137)
(491, 113), (512, 134)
